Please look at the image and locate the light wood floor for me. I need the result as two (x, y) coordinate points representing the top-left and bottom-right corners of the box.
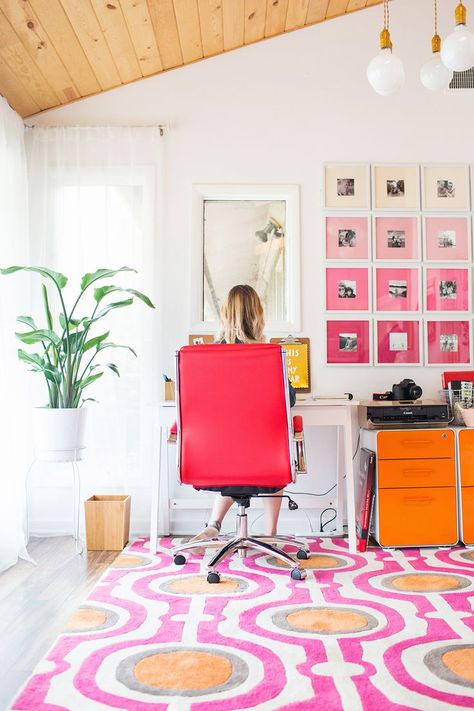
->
(0, 537), (119, 710)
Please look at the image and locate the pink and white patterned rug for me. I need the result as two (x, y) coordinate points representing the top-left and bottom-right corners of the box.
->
(10, 536), (474, 710)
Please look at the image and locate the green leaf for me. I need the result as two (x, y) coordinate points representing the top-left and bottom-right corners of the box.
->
(97, 342), (137, 357)
(15, 329), (60, 346)
(95, 298), (134, 320)
(94, 285), (155, 308)
(61, 331), (84, 353)
(16, 315), (37, 329)
(80, 267), (136, 292)
(77, 371), (104, 390)
(59, 313), (87, 330)
(91, 362), (120, 377)
(0, 266), (67, 289)
(42, 284), (54, 331)
(17, 349), (44, 368)
(83, 331), (110, 353)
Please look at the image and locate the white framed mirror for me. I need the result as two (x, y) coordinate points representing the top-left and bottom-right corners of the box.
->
(190, 184), (300, 333)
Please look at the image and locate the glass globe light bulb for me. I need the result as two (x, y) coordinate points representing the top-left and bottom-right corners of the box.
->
(420, 52), (453, 90)
(367, 48), (405, 96)
(441, 24), (474, 71)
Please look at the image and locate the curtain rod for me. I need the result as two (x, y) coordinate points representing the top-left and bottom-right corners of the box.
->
(24, 123), (169, 136)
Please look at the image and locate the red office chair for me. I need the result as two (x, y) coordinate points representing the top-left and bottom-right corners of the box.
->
(171, 343), (309, 583)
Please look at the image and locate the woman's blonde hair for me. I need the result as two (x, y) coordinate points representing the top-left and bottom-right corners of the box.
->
(218, 284), (265, 343)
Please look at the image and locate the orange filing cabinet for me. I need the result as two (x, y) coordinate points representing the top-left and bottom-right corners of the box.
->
(458, 429), (474, 544)
(361, 428), (458, 547)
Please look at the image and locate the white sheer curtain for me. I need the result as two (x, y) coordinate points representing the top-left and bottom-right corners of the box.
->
(0, 97), (31, 572)
(23, 127), (163, 539)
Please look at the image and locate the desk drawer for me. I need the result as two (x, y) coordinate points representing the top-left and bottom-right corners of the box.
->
(378, 487), (457, 546)
(377, 429), (454, 460)
(378, 458), (455, 488)
(459, 429), (474, 486)
(460, 487), (474, 544)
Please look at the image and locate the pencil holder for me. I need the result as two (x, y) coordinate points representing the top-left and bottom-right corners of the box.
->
(164, 380), (175, 401)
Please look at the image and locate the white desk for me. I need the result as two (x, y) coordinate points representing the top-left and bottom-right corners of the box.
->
(149, 398), (360, 554)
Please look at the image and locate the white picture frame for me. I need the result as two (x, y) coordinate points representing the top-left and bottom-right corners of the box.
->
(323, 163), (370, 210)
(190, 184), (301, 333)
(374, 317), (423, 367)
(325, 316), (373, 366)
(424, 318), (473, 367)
(422, 164), (470, 211)
(372, 164), (420, 210)
(422, 214), (472, 262)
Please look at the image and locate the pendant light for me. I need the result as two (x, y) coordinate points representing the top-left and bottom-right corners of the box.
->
(367, 0), (405, 96)
(441, 2), (474, 72)
(420, 0), (453, 91)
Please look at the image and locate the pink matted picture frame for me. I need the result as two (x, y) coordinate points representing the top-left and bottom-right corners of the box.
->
(375, 319), (421, 366)
(326, 319), (371, 365)
(325, 216), (370, 260)
(325, 267), (370, 311)
(424, 267), (470, 312)
(425, 319), (472, 366)
(375, 267), (420, 312)
(423, 216), (471, 262)
(373, 215), (419, 260)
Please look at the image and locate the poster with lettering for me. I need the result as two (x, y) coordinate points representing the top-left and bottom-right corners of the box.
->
(270, 337), (311, 393)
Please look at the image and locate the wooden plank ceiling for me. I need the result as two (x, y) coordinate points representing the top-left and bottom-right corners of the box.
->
(0, 0), (382, 118)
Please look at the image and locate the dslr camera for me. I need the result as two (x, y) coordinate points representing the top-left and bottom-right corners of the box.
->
(374, 378), (423, 402)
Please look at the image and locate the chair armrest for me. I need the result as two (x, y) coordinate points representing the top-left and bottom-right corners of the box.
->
(293, 416), (307, 474)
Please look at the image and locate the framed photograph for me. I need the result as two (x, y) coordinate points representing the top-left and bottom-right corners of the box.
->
(423, 216), (471, 262)
(425, 319), (472, 366)
(375, 319), (421, 365)
(422, 165), (470, 211)
(324, 164), (370, 209)
(325, 267), (370, 311)
(325, 215), (370, 260)
(373, 215), (419, 260)
(326, 319), (371, 365)
(190, 184), (300, 332)
(188, 334), (215, 345)
(373, 164), (420, 210)
(375, 267), (420, 312)
(425, 267), (470, 312)
(270, 336), (311, 393)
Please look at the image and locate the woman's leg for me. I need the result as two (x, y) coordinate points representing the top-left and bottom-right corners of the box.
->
(189, 494), (235, 548)
(263, 490), (284, 536)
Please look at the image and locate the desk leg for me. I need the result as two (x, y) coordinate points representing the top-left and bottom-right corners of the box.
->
(344, 407), (357, 553)
(149, 426), (162, 555)
(336, 426), (344, 535)
(161, 425), (170, 536)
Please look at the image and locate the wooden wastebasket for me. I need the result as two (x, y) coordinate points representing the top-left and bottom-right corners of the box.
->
(84, 495), (131, 551)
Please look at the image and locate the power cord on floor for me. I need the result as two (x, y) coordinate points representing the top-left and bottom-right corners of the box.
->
(320, 507), (337, 532)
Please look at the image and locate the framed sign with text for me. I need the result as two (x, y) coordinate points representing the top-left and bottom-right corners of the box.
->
(270, 336), (311, 393)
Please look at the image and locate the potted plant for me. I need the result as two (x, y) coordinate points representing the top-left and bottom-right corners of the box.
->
(0, 265), (154, 461)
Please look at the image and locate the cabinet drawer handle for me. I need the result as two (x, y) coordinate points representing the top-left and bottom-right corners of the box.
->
(402, 496), (433, 504)
(401, 440), (433, 447)
(402, 469), (433, 477)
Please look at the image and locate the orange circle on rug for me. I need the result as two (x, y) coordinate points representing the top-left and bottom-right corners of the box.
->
(271, 554), (345, 569)
(390, 574), (463, 592)
(66, 608), (107, 631)
(286, 608), (368, 633)
(442, 648), (474, 683)
(112, 554), (149, 568)
(165, 576), (241, 594)
(134, 651), (232, 690)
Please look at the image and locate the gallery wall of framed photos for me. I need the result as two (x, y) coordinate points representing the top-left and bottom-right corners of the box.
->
(323, 163), (474, 367)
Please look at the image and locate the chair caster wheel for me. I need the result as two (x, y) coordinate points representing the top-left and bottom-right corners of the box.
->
(207, 571), (221, 584)
(173, 554), (186, 565)
(297, 549), (309, 560)
(291, 568), (306, 581)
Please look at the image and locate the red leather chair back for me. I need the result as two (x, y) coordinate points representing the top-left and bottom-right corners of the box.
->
(177, 343), (293, 488)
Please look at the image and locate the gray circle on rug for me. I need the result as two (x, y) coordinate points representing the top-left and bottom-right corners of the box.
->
(381, 572), (471, 593)
(424, 644), (474, 689)
(272, 605), (379, 635)
(65, 605), (119, 633)
(265, 554), (347, 569)
(116, 645), (249, 697)
(459, 550), (474, 563)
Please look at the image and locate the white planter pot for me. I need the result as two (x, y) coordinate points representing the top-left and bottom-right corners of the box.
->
(33, 407), (88, 462)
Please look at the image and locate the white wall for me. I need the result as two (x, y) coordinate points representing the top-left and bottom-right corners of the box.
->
(27, 0), (474, 534)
